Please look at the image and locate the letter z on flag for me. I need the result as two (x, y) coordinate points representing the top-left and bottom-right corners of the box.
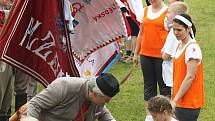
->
(0, 0), (79, 86)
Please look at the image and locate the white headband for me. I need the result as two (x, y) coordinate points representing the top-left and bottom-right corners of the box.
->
(175, 15), (195, 39)
(175, 15), (192, 27)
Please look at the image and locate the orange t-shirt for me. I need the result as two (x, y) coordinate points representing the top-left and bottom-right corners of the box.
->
(140, 7), (168, 58)
(173, 43), (205, 109)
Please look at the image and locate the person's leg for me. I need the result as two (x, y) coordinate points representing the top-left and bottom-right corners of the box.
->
(140, 56), (157, 101)
(125, 39), (132, 57)
(26, 77), (37, 101)
(125, 16), (133, 57)
(14, 69), (29, 111)
(0, 70), (8, 121)
(120, 39), (133, 63)
(118, 37), (125, 47)
(0, 74), (14, 119)
(154, 58), (171, 97)
(129, 15), (138, 57)
(123, 36), (137, 64)
(175, 108), (200, 121)
(140, 56), (157, 121)
(0, 63), (14, 121)
(131, 36), (137, 56)
(128, 17), (139, 57)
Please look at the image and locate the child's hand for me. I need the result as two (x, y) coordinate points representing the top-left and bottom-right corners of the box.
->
(162, 53), (172, 61)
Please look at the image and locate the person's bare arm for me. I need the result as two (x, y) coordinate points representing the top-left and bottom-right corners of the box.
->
(133, 23), (144, 66)
(172, 58), (199, 108)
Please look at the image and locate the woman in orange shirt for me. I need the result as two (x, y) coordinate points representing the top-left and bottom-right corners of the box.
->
(171, 14), (205, 121)
(133, 0), (171, 120)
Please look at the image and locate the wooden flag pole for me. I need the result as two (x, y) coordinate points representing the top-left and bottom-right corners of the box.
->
(9, 103), (28, 121)
(120, 66), (134, 85)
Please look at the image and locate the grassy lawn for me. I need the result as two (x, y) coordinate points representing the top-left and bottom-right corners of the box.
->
(107, 0), (215, 121)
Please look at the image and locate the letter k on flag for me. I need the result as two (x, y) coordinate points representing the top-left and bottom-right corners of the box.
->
(0, 0), (79, 86)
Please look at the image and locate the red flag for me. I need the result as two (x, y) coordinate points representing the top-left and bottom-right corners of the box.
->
(0, 0), (79, 86)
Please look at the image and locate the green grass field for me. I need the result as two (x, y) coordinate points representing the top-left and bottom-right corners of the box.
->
(107, 0), (215, 121)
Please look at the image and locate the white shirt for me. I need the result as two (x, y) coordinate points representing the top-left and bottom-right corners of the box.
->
(140, 4), (168, 30)
(162, 60), (173, 87)
(139, 4), (168, 22)
(161, 28), (179, 57)
(126, 0), (144, 22)
(147, 5), (168, 20)
(175, 39), (202, 64)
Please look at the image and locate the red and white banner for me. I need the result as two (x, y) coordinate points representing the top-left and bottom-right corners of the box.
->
(64, 0), (126, 77)
(0, 0), (79, 86)
(69, 0), (125, 61)
(75, 41), (120, 77)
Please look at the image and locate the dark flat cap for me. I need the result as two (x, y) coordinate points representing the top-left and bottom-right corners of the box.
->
(96, 73), (120, 97)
